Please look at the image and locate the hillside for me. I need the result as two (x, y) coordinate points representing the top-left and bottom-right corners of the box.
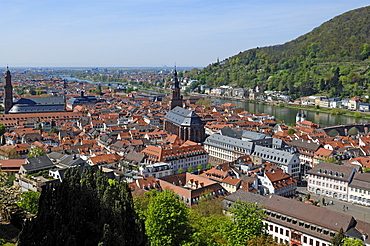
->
(196, 6), (370, 99)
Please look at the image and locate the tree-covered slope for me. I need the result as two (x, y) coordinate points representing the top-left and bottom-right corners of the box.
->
(197, 6), (370, 99)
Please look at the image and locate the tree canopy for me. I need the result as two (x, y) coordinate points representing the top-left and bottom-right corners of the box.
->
(145, 190), (191, 246)
(18, 167), (147, 246)
(197, 6), (370, 99)
(27, 147), (46, 158)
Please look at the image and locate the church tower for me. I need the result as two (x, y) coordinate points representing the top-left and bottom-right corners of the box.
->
(169, 68), (183, 110)
(4, 67), (13, 114)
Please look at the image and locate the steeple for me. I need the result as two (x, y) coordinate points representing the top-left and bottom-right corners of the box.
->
(169, 67), (183, 110)
(4, 67), (13, 114)
(171, 66), (180, 89)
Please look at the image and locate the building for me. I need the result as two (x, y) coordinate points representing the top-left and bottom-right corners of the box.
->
(348, 172), (370, 206)
(158, 172), (227, 206)
(168, 68), (183, 110)
(139, 162), (172, 178)
(66, 91), (103, 110)
(141, 141), (208, 174)
(203, 128), (301, 178)
(224, 190), (370, 246)
(3, 67), (13, 114)
(258, 168), (297, 197)
(288, 139), (321, 171)
(307, 162), (357, 201)
(3, 68), (66, 114)
(163, 106), (205, 143)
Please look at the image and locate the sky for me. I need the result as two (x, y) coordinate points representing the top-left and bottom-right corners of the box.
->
(0, 0), (369, 68)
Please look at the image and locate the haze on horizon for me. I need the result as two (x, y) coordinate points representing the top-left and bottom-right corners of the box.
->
(1, 0), (369, 68)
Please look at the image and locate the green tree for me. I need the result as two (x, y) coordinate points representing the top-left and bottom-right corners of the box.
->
(178, 168), (184, 174)
(133, 190), (158, 220)
(226, 200), (266, 246)
(287, 128), (296, 135)
(18, 167), (147, 246)
(17, 191), (40, 214)
(197, 164), (203, 174)
(0, 124), (5, 136)
(27, 147), (46, 158)
(49, 128), (59, 134)
(330, 227), (345, 246)
(189, 210), (230, 246)
(206, 163), (212, 170)
(145, 190), (191, 246)
(192, 192), (223, 218)
(342, 237), (363, 246)
(187, 166), (194, 173)
(245, 234), (285, 246)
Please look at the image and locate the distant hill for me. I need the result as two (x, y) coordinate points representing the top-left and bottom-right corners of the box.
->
(195, 6), (370, 99)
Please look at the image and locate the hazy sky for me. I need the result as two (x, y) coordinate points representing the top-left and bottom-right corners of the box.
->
(1, 0), (369, 68)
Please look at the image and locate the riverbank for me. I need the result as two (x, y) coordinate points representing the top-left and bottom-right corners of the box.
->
(282, 103), (370, 120)
(202, 93), (370, 121)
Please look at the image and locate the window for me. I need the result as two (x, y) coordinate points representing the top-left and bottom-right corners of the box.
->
(303, 236), (307, 243)
(280, 228), (283, 235)
(310, 238), (313, 245)
(286, 230), (289, 236)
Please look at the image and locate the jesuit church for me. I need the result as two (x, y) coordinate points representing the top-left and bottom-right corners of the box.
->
(3, 67), (65, 114)
(163, 69), (205, 143)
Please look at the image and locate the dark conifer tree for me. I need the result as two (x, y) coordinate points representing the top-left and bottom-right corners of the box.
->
(18, 167), (147, 246)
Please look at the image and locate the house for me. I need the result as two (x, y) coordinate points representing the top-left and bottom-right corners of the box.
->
(313, 148), (334, 166)
(307, 162), (357, 201)
(88, 153), (122, 168)
(348, 96), (361, 111)
(200, 165), (241, 193)
(258, 168), (297, 197)
(288, 139), (321, 171)
(158, 172), (227, 206)
(19, 155), (56, 175)
(139, 162), (171, 179)
(141, 141), (208, 174)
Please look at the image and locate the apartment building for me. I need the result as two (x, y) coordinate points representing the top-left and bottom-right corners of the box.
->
(203, 128), (301, 178)
(307, 162), (357, 201)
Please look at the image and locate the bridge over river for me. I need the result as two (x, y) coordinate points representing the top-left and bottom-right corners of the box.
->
(321, 123), (370, 136)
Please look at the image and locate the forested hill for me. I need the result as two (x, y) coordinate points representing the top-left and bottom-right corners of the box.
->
(196, 5), (370, 99)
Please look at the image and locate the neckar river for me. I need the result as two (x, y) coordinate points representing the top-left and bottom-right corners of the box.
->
(212, 98), (369, 127)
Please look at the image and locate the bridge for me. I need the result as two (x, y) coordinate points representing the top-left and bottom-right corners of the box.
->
(320, 123), (370, 136)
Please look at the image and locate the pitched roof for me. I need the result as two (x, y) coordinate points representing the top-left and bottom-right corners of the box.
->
(164, 106), (203, 126)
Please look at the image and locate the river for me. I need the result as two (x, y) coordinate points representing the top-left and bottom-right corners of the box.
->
(60, 75), (368, 127)
(212, 98), (369, 127)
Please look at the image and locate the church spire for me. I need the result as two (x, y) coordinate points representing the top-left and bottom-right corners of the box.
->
(172, 66), (180, 90)
(169, 66), (183, 110)
(4, 67), (13, 114)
